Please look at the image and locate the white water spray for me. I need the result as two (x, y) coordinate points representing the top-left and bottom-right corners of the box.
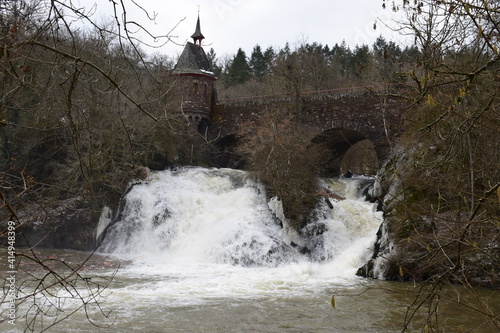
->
(98, 167), (383, 303)
(100, 168), (297, 266)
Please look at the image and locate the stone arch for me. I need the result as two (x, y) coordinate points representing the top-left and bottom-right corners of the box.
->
(341, 139), (378, 175)
(209, 134), (246, 169)
(197, 117), (209, 135)
(310, 128), (379, 176)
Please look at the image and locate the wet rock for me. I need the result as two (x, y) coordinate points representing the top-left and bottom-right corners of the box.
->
(325, 197), (334, 209)
(291, 241), (311, 255)
(4, 198), (99, 251)
(135, 166), (150, 180)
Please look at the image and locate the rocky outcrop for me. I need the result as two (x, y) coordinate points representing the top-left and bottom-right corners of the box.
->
(356, 147), (500, 288)
(356, 151), (405, 280)
(2, 197), (100, 251)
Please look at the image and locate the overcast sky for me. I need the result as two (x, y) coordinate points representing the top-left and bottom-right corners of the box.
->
(79, 0), (406, 58)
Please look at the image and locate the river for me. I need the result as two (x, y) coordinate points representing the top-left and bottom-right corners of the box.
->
(1, 167), (498, 332)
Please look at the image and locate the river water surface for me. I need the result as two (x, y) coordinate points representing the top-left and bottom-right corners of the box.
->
(1, 168), (498, 332)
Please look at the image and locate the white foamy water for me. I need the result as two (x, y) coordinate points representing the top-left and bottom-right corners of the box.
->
(5, 168), (496, 333)
(0, 168), (500, 333)
(97, 167), (383, 305)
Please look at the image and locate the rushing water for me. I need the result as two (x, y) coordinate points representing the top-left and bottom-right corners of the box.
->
(99, 167), (382, 273)
(2, 167), (498, 332)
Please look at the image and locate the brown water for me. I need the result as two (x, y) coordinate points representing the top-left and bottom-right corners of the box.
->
(1, 249), (498, 333)
(2, 170), (498, 332)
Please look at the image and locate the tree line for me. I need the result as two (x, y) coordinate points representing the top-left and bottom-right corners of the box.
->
(206, 37), (420, 99)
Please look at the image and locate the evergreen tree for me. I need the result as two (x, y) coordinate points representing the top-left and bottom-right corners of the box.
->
(372, 36), (402, 81)
(299, 42), (330, 90)
(249, 44), (268, 79)
(206, 47), (222, 77)
(323, 44), (331, 56)
(331, 41), (352, 78)
(226, 48), (251, 86)
(351, 44), (370, 77)
(263, 46), (275, 68)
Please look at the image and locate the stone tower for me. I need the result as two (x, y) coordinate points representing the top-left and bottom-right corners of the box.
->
(171, 14), (217, 135)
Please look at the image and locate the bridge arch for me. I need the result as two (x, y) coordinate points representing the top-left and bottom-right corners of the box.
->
(208, 91), (403, 174)
(310, 128), (379, 176)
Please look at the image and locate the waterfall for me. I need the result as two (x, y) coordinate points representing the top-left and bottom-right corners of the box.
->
(95, 205), (112, 244)
(99, 167), (383, 281)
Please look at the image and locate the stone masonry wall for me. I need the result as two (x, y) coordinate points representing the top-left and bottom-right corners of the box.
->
(209, 91), (405, 160)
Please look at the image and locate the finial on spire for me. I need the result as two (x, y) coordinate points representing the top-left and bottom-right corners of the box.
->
(191, 10), (204, 48)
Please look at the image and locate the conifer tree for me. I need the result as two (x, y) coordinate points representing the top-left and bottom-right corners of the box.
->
(249, 44), (268, 79)
(206, 48), (222, 77)
(226, 48), (251, 86)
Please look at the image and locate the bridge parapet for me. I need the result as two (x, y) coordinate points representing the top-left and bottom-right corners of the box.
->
(208, 86), (406, 173)
(216, 86), (374, 108)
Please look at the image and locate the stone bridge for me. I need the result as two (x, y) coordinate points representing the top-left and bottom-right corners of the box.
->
(172, 17), (406, 176)
(206, 87), (406, 176)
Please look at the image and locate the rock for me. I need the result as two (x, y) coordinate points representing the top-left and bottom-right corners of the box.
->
(325, 197), (334, 209)
(135, 166), (150, 180)
(4, 198), (100, 251)
(343, 170), (353, 178)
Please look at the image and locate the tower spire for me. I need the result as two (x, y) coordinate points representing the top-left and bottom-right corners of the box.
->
(191, 12), (205, 48)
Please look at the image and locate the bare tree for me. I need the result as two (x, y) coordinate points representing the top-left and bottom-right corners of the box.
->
(237, 103), (327, 231)
(0, 1), (186, 330)
(376, 1), (500, 331)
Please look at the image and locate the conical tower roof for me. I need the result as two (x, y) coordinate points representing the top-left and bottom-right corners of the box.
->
(172, 13), (215, 79)
(173, 42), (213, 76)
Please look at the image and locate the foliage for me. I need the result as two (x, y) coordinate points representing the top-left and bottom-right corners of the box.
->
(206, 48), (222, 77)
(0, 0), (186, 330)
(376, 1), (500, 331)
(249, 44), (274, 80)
(216, 37), (418, 99)
(237, 105), (325, 230)
(225, 48), (252, 87)
(0, 0), (497, 331)
(0, 0), (186, 208)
